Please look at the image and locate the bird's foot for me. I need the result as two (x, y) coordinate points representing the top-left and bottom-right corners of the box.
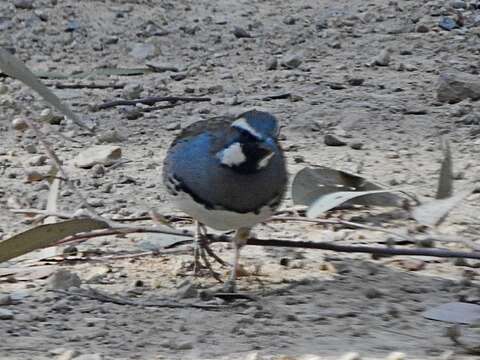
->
(221, 278), (237, 293)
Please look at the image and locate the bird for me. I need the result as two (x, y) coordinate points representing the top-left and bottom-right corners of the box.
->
(163, 109), (288, 291)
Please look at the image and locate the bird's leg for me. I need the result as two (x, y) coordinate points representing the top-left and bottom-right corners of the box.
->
(222, 227), (250, 293)
(198, 224), (228, 267)
(192, 221), (203, 275)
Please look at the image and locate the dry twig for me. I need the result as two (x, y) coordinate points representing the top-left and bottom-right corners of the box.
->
(53, 288), (225, 310)
(95, 96), (211, 110)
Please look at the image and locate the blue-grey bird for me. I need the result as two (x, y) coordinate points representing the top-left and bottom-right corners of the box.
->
(163, 110), (287, 291)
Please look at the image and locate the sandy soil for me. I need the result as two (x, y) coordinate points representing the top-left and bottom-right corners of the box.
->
(1, 0), (480, 359)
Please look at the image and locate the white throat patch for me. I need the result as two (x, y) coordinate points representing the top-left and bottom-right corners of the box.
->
(218, 142), (246, 167)
(232, 118), (262, 139)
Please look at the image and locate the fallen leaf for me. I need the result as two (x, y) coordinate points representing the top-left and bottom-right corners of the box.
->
(306, 189), (402, 218)
(292, 166), (404, 208)
(436, 138), (453, 199)
(0, 48), (94, 131)
(423, 302), (480, 324)
(138, 233), (188, 251)
(0, 265), (57, 281)
(412, 189), (473, 226)
(0, 219), (109, 263)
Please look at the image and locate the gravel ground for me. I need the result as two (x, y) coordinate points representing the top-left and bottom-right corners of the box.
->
(2, 0), (480, 359)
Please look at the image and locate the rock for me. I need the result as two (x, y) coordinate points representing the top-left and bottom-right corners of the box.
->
(74, 145), (121, 168)
(232, 26), (252, 38)
(364, 287), (383, 299)
(350, 142), (364, 150)
(281, 53), (303, 69)
(125, 108), (143, 120)
(34, 9), (48, 21)
(14, 0), (34, 9)
(0, 308), (14, 320)
(347, 78), (364, 86)
(28, 155), (48, 166)
(129, 43), (157, 60)
(65, 19), (80, 32)
(386, 352), (406, 360)
(266, 57), (278, 70)
(12, 117), (28, 131)
(169, 340), (193, 350)
(175, 280), (198, 299)
(450, 0), (466, 10)
(47, 269), (81, 290)
(0, 295), (13, 306)
(340, 353), (361, 360)
(398, 259), (426, 271)
(324, 134), (346, 146)
(437, 71), (480, 103)
(25, 169), (44, 182)
(439, 17), (458, 31)
(56, 349), (81, 360)
(39, 108), (62, 125)
(415, 23), (429, 33)
(91, 164), (105, 177)
(244, 352), (262, 360)
(24, 142), (37, 154)
(458, 113), (480, 125)
(122, 84), (143, 100)
(75, 354), (103, 360)
(371, 49), (392, 66)
(283, 16), (296, 25)
(96, 130), (126, 144)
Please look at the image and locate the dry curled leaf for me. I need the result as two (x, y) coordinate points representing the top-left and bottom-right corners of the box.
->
(292, 166), (404, 208)
(412, 189), (473, 226)
(0, 219), (109, 263)
(436, 138), (453, 199)
(306, 189), (402, 218)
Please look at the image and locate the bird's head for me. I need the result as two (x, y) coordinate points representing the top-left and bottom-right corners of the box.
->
(216, 110), (280, 173)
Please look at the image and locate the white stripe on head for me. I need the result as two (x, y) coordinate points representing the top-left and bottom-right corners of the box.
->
(232, 117), (262, 139)
(217, 142), (246, 167)
(257, 152), (274, 169)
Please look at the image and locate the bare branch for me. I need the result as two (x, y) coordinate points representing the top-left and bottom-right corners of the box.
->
(95, 96), (211, 110)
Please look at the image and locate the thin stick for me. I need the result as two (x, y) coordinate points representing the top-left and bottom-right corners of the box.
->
(49, 82), (125, 89)
(51, 224), (480, 260)
(271, 216), (411, 240)
(52, 288), (225, 310)
(95, 96), (211, 110)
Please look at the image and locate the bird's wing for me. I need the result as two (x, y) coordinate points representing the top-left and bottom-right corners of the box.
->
(170, 116), (234, 147)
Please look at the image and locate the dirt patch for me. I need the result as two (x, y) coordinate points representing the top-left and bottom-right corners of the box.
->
(1, 0), (480, 359)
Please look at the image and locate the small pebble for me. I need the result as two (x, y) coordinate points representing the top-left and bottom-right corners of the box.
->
(364, 287), (383, 299)
(232, 26), (252, 38)
(439, 17), (458, 31)
(350, 142), (364, 150)
(385, 352), (406, 360)
(12, 117), (28, 131)
(324, 134), (346, 146)
(14, 0), (34, 9)
(0, 308), (14, 320)
(47, 269), (81, 290)
(281, 53), (303, 69)
(371, 49), (392, 66)
(340, 352), (361, 360)
(0, 295), (13, 306)
(266, 57), (278, 70)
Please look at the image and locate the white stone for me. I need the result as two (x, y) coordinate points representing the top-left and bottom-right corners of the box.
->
(74, 145), (121, 168)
